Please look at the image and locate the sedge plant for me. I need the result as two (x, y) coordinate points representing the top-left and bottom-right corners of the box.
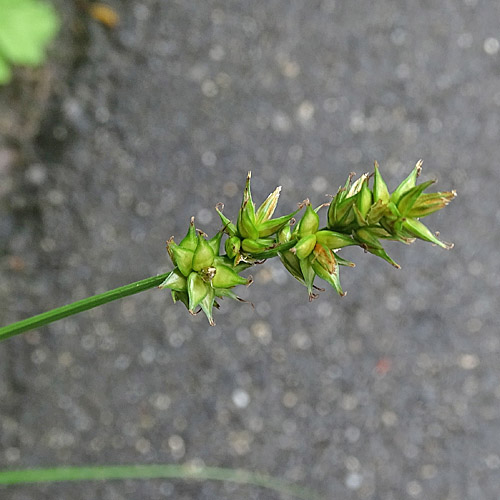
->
(0, 161), (455, 497)
(0, 160), (456, 337)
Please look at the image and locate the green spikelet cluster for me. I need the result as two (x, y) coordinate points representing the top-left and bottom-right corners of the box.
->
(161, 163), (456, 325)
(278, 201), (357, 299)
(161, 217), (250, 326)
(216, 172), (300, 264)
(327, 160), (456, 268)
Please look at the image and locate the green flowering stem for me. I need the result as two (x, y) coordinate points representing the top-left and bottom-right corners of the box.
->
(0, 273), (170, 342)
(1, 163), (456, 331)
(248, 239), (298, 260)
(0, 463), (323, 500)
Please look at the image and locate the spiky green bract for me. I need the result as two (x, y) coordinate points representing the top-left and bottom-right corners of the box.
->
(396, 180), (435, 217)
(171, 245), (194, 277)
(296, 203), (319, 237)
(311, 244), (344, 296)
(179, 217), (198, 250)
(356, 175), (373, 218)
(299, 255), (316, 300)
(187, 272), (209, 311)
(159, 268), (186, 291)
(373, 161), (390, 203)
(315, 230), (355, 249)
(277, 222), (304, 284)
(279, 249), (304, 285)
(294, 234), (316, 259)
(212, 264), (249, 288)
(241, 238), (275, 254)
(406, 190), (456, 218)
(327, 173), (360, 230)
(192, 235), (215, 271)
(391, 160), (422, 204)
(225, 236), (241, 259)
(208, 231), (224, 255)
(171, 290), (189, 309)
(402, 218), (453, 249)
(216, 204), (238, 237)
(354, 228), (401, 268)
(199, 286), (217, 326)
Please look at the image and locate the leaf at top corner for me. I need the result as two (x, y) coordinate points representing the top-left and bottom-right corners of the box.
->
(0, 0), (60, 66)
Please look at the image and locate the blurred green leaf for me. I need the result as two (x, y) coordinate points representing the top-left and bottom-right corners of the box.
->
(0, 0), (59, 83)
(0, 464), (324, 500)
(0, 57), (12, 83)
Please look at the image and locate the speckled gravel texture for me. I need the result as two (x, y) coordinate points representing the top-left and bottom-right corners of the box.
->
(1, 1), (500, 499)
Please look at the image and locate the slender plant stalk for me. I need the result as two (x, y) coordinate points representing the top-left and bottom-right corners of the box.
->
(0, 274), (169, 342)
(0, 464), (324, 500)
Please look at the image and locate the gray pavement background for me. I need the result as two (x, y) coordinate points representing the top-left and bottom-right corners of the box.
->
(1, 1), (500, 499)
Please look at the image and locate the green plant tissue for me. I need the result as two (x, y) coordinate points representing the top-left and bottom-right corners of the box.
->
(0, 0), (60, 83)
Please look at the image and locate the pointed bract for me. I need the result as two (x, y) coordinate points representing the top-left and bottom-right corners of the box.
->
(315, 230), (355, 249)
(347, 173), (369, 198)
(159, 268), (187, 292)
(373, 161), (390, 203)
(179, 217), (198, 251)
(366, 199), (389, 225)
(208, 230), (223, 255)
(335, 254), (356, 267)
(327, 195), (356, 229)
(354, 228), (400, 268)
(172, 245), (194, 276)
(311, 257), (344, 296)
(299, 255), (316, 299)
(212, 264), (248, 288)
(312, 243), (336, 274)
(187, 272), (209, 311)
(192, 235), (215, 271)
(216, 205), (238, 236)
(237, 172), (259, 239)
(278, 222), (293, 243)
(391, 160), (423, 203)
(279, 250), (305, 284)
(250, 240), (296, 260)
(294, 234), (317, 259)
(225, 236), (241, 259)
(199, 286), (216, 326)
(396, 179), (435, 217)
(357, 175), (373, 218)
(402, 218), (453, 249)
(241, 238), (275, 253)
(257, 209), (300, 237)
(406, 190), (457, 218)
(237, 200), (259, 239)
(256, 186), (281, 225)
(297, 203), (320, 237)
(171, 290), (190, 309)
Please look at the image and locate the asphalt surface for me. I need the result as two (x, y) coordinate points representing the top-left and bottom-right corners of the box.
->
(1, 1), (500, 499)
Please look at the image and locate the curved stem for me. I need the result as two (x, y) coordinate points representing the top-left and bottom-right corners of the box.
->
(0, 463), (323, 500)
(0, 273), (169, 342)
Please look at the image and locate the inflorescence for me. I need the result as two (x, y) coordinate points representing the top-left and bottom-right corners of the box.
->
(160, 161), (456, 325)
